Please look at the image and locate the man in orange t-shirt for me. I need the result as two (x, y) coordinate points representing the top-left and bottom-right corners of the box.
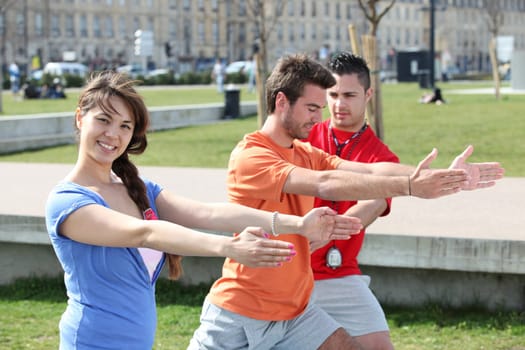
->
(188, 54), (504, 350)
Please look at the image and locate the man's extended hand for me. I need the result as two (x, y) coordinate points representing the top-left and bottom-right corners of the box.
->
(301, 207), (362, 243)
(448, 145), (505, 190)
(409, 148), (468, 198)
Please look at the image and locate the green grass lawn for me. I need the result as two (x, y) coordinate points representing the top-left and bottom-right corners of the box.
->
(1, 82), (524, 176)
(0, 277), (523, 350)
(0, 85), (255, 116)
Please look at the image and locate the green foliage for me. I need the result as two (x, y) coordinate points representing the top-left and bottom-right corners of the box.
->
(63, 73), (86, 88)
(226, 72), (248, 84)
(176, 71), (212, 85)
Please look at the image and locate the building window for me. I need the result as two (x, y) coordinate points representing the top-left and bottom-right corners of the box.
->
(239, 0), (246, 16)
(312, 2), (316, 16)
(133, 17), (140, 32)
(0, 15), (3, 35)
(311, 23), (317, 40)
(16, 12), (25, 36)
(346, 4), (352, 19)
(80, 15), (88, 37)
(213, 20), (219, 44)
(300, 0), (305, 16)
(105, 15), (113, 37)
(93, 15), (101, 38)
(288, 0), (294, 16)
(34, 13), (43, 36)
(169, 0), (176, 9)
(118, 16), (126, 38)
(277, 22), (283, 41)
(51, 14), (61, 37)
(288, 22), (295, 42)
(66, 15), (75, 37)
(169, 18), (176, 39)
(198, 22), (205, 43)
(239, 22), (246, 43)
(300, 22), (305, 40)
(324, 1), (330, 16)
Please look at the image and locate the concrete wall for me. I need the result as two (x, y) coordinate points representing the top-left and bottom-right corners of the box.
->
(1, 216), (523, 312)
(0, 102), (257, 154)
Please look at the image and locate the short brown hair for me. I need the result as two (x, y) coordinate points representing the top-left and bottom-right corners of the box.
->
(266, 53), (336, 114)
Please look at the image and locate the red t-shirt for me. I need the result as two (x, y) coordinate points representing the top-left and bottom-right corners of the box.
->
(305, 120), (399, 279)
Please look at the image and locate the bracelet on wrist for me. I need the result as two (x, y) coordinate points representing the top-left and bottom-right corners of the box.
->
(408, 176), (412, 196)
(271, 211), (279, 237)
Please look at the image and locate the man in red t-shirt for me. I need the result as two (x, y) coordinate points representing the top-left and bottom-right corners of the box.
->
(306, 52), (398, 350)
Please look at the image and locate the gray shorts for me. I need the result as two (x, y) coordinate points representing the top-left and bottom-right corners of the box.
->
(187, 297), (341, 350)
(312, 275), (389, 337)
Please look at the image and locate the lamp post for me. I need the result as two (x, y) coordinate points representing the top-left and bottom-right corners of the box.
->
(429, 0), (435, 89)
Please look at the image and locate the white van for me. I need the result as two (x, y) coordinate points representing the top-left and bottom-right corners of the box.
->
(43, 62), (88, 77)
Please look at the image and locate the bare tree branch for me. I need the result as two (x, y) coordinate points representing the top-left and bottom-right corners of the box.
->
(357, 0), (397, 35)
(482, 0), (504, 38)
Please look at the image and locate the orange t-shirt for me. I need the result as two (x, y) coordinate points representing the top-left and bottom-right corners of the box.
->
(207, 131), (343, 321)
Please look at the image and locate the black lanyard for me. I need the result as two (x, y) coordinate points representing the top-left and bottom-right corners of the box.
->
(329, 123), (368, 157)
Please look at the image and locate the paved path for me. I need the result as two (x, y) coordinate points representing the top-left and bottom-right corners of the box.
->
(1, 162), (523, 242)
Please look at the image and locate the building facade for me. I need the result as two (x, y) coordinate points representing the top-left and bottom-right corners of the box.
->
(1, 0), (524, 75)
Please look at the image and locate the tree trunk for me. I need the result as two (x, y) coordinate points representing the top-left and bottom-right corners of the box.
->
(362, 34), (384, 140)
(255, 52), (267, 128)
(488, 38), (501, 100)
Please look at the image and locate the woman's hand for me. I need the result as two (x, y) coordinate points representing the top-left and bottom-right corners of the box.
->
(300, 207), (362, 243)
(225, 227), (296, 268)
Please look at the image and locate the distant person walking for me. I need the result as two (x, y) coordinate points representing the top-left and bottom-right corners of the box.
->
(248, 55), (257, 93)
(9, 62), (21, 100)
(212, 59), (225, 93)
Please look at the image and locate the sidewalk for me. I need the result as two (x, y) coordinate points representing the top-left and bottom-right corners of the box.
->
(2, 162), (523, 310)
(0, 162), (523, 242)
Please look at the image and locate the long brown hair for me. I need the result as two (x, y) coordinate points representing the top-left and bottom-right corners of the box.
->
(76, 71), (183, 280)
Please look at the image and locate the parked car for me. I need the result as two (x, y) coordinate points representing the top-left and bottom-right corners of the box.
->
(225, 60), (253, 76)
(146, 68), (171, 78)
(43, 62), (88, 77)
(116, 64), (145, 78)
